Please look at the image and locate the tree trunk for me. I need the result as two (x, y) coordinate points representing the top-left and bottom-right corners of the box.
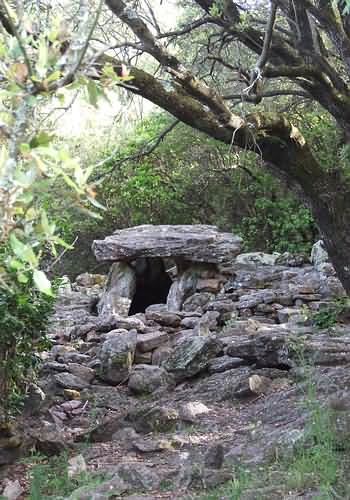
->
(311, 183), (350, 294)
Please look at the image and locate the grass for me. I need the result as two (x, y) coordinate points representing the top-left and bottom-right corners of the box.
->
(25, 451), (105, 500)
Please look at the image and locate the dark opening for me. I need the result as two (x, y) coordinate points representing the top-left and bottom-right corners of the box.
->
(129, 257), (173, 315)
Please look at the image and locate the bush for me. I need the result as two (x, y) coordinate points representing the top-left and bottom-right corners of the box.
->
(0, 279), (55, 414)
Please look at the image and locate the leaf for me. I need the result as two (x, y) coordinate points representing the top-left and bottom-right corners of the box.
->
(33, 269), (52, 295)
(17, 272), (29, 284)
(87, 79), (99, 108)
(15, 168), (37, 188)
(9, 233), (26, 257)
(41, 210), (53, 235)
(87, 195), (107, 211)
(45, 70), (61, 83)
(9, 234), (38, 266)
(30, 131), (55, 148)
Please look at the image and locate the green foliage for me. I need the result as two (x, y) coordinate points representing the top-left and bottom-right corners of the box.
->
(234, 175), (316, 254)
(55, 112), (316, 272)
(311, 298), (350, 329)
(27, 452), (104, 499)
(0, 277), (55, 413)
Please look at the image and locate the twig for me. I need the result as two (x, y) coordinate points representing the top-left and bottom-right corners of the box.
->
(44, 236), (78, 272)
(244, 1), (278, 95)
(93, 119), (180, 181)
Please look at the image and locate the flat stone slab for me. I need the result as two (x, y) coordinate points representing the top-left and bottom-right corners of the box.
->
(92, 225), (242, 264)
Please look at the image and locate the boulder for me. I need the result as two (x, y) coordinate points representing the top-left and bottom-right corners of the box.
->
(2, 480), (23, 500)
(97, 313), (146, 333)
(145, 310), (181, 327)
(92, 224), (242, 264)
(67, 363), (95, 383)
(235, 252), (281, 266)
(226, 332), (291, 368)
(54, 372), (90, 391)
(97, 329), (137, 384)
(127, 404), (179, 433)
(128, 365), (170, 394)
(136, 331), (170, 352)
(208, 356), (246, 373)
(164, 336), (223, 381)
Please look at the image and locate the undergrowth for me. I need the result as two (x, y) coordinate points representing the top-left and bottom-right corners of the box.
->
(26, 451), (104, 499)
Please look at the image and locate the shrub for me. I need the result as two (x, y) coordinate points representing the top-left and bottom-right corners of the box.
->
(0, 279), (55, 414)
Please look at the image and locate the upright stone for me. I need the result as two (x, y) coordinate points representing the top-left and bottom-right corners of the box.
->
(98, 262), (136, 316)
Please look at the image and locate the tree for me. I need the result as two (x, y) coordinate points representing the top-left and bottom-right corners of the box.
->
(93, 0), (350, 294)
(2, 0), (350, 295)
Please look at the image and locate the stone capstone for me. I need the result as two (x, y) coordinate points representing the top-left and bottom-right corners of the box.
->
(92, 225), (242, 265)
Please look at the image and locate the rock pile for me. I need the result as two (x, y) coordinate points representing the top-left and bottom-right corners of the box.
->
(2, 226), (350, 499)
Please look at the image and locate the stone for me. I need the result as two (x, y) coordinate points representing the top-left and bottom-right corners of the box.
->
(97, 262), (136, 316)
(67, 363), (95, 383)
(132, 438), (172, 453)
(204, 443), (225, 469)
(145, 310), (181, 327)
(23, 383), (46, 415)
(235, 252), (281, 266)
(92, 224), (243, 265)
(75, 273), (106, 287)
(167, 267), (199, 311)
(127, 405), (179, 433)
(208, 356), (246, 373)
(196, 278), (221, 293)
(54, 372), (90, 391)
(112, 427), (139, 444)
(128, 365), (170, 394)
(2, 480), (23, 500)
(152, 345), (172, 366)
(180, 316), (200, 329)
(226, 333), (291, 368)
(179, 401), (210, 422)
(97, 313), (146, 333)
(164, 336), (223, 381)
(98, 329), (137, 384)
(136, 331), (169, 352)
(68, 454), (87, 478)
(134, 351), (152, 364)
(311, 240), (329, 271)
(182, 292), (214, 312)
